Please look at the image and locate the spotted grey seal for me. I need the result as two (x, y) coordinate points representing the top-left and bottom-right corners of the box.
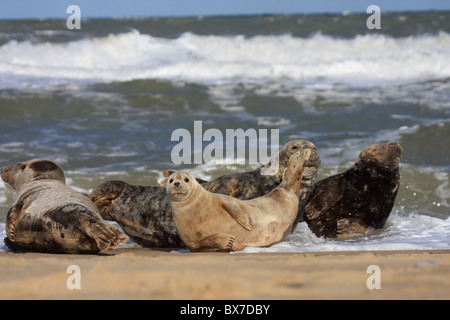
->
(303, 142), (402, 239)
(1, 159), (129, 253)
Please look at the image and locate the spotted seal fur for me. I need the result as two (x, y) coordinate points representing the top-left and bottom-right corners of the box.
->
(1, 159), (129, 253)
(303, 142), (402, 239)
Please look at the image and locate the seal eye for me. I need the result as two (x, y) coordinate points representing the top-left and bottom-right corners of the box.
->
(292, 146), (298, 150)
(184, 178), (190, 183)
(169, 179), (173, 184)
(20, 165), (26, 171)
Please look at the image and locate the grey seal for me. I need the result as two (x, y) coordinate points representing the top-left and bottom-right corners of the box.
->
(304, 142), (402, 239)
(168, 149), (311, 252)
(1, 159), (129, 253)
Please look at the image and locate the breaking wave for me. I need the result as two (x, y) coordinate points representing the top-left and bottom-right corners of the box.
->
(1, 30), (450, 88)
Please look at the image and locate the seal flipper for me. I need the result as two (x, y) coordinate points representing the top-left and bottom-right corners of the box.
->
(83, 222), (129, 252)
(195, 233), (236, 252)
(305, 184), (343, 220)
(221, 201), (253, 231)
(4, 206), (20, 251)
(89, 181), (128, 221)
(279, 149), (310, 198)
(5, 205), (20, 244)
(336, 218), (369, 240)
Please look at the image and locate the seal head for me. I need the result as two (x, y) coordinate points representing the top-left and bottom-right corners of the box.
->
(166, 172), (198, 203)
(1, 159), (65, 191)
(356, 142), (402, 171)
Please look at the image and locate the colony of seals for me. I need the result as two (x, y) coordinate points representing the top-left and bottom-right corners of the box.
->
(89, 140), (321, 248)
(167, 149), (310, 252)
(0, 141), (402, 253)
(303, 142), (402, 239)
(1, 159), (129, 254)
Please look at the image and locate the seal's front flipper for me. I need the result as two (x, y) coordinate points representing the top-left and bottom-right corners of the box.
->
(336, 218), (368, 240)
(221, 201), (253, 231)
(305, 183), (343, 221)
(3, 204), (23, 251)
(196, 233), (236, 252)
(5, 205), (20, 243)
(280, 149), (310, 197)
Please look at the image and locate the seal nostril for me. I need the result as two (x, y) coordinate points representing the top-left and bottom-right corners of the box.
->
(174, 182), (180, 188)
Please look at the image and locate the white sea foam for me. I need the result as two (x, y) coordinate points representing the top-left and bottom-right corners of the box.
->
(0, 179), (10, 210)
(0, 223), (7, 252)
(1, 30), (450, 88)
(238, 214), (450, 253)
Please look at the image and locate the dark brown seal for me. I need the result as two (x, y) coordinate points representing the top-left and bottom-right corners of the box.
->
(303, 142), (402, 239)
(1, 159), (129, 254)
(89, 140), (321, 248)
(168, 149), (311, 252)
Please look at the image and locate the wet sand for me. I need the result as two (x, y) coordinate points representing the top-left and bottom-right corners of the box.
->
(0, 248), (449, 300)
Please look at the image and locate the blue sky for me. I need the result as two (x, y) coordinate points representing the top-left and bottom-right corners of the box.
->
(1, 0), (449, 19)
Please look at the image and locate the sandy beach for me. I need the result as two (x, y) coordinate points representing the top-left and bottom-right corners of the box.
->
(1, 248), (449, 300)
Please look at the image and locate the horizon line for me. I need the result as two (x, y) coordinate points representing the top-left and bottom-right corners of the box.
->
(1, 8), (449, 21)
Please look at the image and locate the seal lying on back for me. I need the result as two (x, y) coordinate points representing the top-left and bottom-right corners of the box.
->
(1, 159), (129, 254)
(168, 149), (311, 252)
(303, 142), (402, 239)
(89, 140), (321, 248)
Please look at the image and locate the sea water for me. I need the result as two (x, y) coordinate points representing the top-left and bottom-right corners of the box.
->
(0, 12), (449, 252)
